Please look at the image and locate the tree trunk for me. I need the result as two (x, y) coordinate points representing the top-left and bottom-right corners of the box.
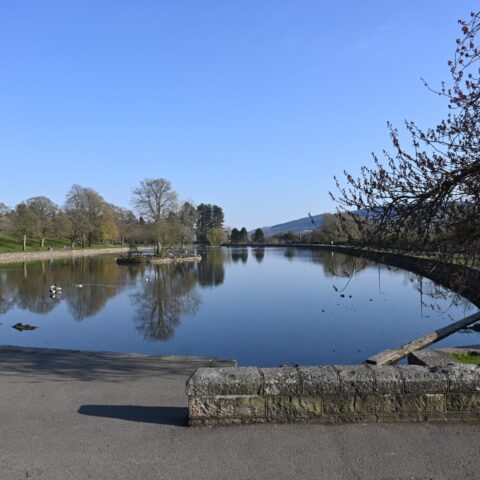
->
(23, 234), (27, 252)
(156, 239), (161, 256)
(41, 237), (45, 248)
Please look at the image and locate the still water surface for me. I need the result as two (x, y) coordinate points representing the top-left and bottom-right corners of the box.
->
(0, 247), (478, 366)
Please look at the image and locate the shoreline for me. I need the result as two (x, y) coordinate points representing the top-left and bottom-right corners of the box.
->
(0, 344), (236, 366)
(0, 246), (151, 265)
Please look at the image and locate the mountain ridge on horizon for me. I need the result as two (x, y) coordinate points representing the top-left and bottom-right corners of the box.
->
(251, 213), (326, 237)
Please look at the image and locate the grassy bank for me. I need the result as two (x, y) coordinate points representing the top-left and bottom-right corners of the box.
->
(0, 234), (125, 254)
(449, 352), (480, 365)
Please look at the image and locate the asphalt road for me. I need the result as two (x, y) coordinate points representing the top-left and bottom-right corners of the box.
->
(0, 347), (479, 480)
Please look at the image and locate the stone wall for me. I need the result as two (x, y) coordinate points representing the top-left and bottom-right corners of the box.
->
(186, 365), (480, 425)
(0, 247), (136, 265)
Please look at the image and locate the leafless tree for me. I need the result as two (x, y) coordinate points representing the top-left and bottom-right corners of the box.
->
(131, 178), (178, 222)
(131, 178), (178, 255)
(332, 11), (480, 278)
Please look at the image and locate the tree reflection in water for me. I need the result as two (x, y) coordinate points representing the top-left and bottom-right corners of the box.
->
(231, 248), (248, 264)
(253, 248), (265, 263)
(0, 247), (473, 341)
(0, 257), (135, 319)
(131, 263), (201, 341)
(196, 248), (226, 287)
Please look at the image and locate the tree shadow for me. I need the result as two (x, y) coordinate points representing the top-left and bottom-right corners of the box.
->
(0, 346), (234, 382)
(78, 405), (188, 426)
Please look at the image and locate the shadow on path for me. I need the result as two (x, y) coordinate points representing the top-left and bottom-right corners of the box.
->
(0, 346), (234, 382)
(78, 405), (188, 426)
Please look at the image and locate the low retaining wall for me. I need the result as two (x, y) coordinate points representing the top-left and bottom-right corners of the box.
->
(186, 365), (480, 425)
(301, 244), (480, 308)
(0, 247), (143, 265)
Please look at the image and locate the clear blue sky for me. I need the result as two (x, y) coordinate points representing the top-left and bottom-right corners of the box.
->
(0, 1), (478, 229)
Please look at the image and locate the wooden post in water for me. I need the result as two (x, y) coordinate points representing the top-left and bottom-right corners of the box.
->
(366, 310), (480, 365)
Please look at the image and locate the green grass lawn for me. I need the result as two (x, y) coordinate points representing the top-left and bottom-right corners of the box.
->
(0, 235), (125, 254)
(449, 351), (480, 365)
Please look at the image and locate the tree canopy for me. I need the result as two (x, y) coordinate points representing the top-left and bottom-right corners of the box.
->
(0, 178), (225, 253)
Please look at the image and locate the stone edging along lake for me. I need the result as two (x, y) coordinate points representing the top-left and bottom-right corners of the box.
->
(0, 248), (203, 266)
(186, 364), (480, 425)
(149, 255), (202, 264)
(0, 247), (138, 265)
(116, 255), (202, 266)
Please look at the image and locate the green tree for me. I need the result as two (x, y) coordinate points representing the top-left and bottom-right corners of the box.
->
(196, 204), (224, 244)
(12, 203), (37, 251)
(252, 228), (265, 244)
(65, 185), (118, 247)
(113, 207), (138, 245)
(230, 228), (240, 244)
(52, 211), (76, 248)
(26, 196), (58, 247)
(239, 227), (249, 244)
(179, 202), (197, 232)
(206, 227), (227, 246)
(0, 203), (11, 234)
(212, 205), (224, 228)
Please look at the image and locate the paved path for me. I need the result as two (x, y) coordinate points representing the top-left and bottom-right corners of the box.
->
(0, 347), (479, 480)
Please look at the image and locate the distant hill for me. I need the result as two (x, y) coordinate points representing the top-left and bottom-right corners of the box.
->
(250, 210), (369, 238)
(252, 213), (325, 237)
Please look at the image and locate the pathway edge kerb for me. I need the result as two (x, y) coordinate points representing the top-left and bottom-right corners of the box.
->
(186, 364), (480, 425)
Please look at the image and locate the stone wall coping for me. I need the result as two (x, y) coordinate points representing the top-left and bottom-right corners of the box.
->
(186, 364), (480, 397)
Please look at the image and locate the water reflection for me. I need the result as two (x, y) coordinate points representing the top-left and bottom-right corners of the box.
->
(253, 248), (265, 263)
(0, 248), (476, 360)
(0, 257), (134, 319)
(231, 248), (248, 264)
(196, 249), (226, 287)
(131, 264), (201, 341)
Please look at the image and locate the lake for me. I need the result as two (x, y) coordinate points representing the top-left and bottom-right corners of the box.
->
(0, 247), (478, 366)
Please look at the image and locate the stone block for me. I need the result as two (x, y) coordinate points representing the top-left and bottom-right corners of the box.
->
(446, 392), (480, 412)
(265, 396), (323, 420)
(291, 397), (323, 417)
(189, 395), (265, 419)
(371, 366), (403, 394)
(189, 396), (235, 418)
(398, 394), (446, 414)
(234, 396), (266, 417)
(322, 394), (356, 414)
(265, 396), (293, 418)
(354, 394), (401, 414)
(335, 365), (375, 394)
(261, 367), (301, 395)
(186, 367), (262, 396)
(399, 366), (448, 394)
(298, 366), (340, 395)
(442, 365), (480, 393)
